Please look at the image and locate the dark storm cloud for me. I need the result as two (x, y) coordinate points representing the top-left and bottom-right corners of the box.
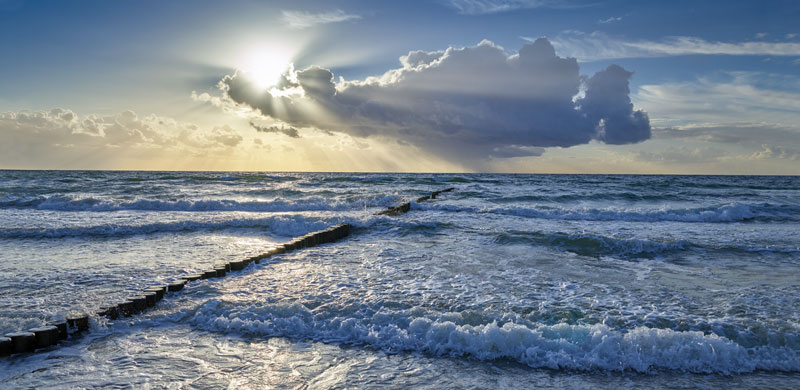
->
(218, 38), (651, 159)
(580, 65), (651, 145)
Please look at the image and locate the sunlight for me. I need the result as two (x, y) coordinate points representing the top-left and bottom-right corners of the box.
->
(240, 46), (293, 90)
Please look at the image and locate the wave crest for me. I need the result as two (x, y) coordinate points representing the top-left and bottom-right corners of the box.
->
(423, 202), (799, 223)
(191, 300), (800, 374)
(495, 231), (688, 258)
(0, 194), (399, 212)
(0, 215), (342, 239)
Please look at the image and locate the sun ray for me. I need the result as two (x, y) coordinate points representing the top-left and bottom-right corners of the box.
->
(239, 45), (294, 90)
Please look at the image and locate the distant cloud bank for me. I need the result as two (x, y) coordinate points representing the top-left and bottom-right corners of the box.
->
(0, 109), (242, 168)
(215, 38), (651, 160)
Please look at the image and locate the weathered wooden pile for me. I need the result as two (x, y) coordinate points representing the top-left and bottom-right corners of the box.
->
(377, 187), (454, 216)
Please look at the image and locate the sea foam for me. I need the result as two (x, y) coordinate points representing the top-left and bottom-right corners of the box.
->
(190, 300), (800, 374)
(0, 194), (399, 213)
(0, 215), (339, 239)
(494, 231), (689, 258)
(421, 202), (800, 223)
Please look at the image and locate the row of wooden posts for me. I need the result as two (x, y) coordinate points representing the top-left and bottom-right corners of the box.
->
(1, 187), (456, 358)
(0, 224), (352, 358)
(376, 187), (453, 216)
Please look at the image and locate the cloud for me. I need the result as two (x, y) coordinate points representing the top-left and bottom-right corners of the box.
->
(653, 126), (736, 143)
(215, 38), (651, 161)
(249, 121), (300, 138)
(206, 125), (243, 147)
(634, 73), (800, 164)
(653, 125), (800, 146)
(633, 146), (727, 164)
(630, 72), (800, 170)
(620, 136), (800, 171)
(281, 9), (360, 29)
(635, 72), (800, 128)
(598, 16), (622, 24)
(445, 0), (571, 14)
(546, 31), (800, 61)
(488, 145), (545, 158)
(749, 144), (799, 160)
(0, 108), (245, 168)
(1, 109), (176, 147)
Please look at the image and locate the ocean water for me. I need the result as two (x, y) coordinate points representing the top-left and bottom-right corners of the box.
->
(0, 170), (798, 389)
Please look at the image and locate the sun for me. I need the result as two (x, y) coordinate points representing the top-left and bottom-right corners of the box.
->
(240, 47), (292, 90)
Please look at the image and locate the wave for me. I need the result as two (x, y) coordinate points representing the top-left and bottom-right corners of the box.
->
(191, 300), (800, 374)
(319, 175), (398, 183)
(0, 194), (400, 213)
(491, 192), (683, 203)
(494, 231), (688, 258)
(422, 202), (800, 223)
(675, 181), (794, 191)
(0, 215), (342, 239)
(734, 245), (800, 255)
(495, 231), (800, 258)
(138, 174), (300, 183)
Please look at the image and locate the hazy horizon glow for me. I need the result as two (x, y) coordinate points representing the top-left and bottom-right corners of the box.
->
(0, 0), (798, 174)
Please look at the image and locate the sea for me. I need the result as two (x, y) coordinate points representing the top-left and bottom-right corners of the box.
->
(0, 170), (798, 389)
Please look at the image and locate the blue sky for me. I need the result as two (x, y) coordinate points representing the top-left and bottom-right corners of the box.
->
(1, 0), (798, 173)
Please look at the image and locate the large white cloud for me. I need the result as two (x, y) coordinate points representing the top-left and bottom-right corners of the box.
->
(217, 38), (651, 160)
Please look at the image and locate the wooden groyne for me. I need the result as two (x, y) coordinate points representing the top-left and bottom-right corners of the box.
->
(377, 187), (453, 216)
(1, 224), (351, 358)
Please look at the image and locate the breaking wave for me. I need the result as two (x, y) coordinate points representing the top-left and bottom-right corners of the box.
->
(0, 194), (399, 213)
(494, 231), (689, 258)
(191, 300), (800, 374)
(422, 202), (800, 223)
(0, 215), (343, 239)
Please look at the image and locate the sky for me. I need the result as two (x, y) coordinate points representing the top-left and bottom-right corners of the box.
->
(1, 0), (798, 174)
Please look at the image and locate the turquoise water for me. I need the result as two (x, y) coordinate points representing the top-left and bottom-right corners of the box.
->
(1, 171), (799, 388)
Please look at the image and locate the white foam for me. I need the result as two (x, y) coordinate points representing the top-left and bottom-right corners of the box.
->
(190, 301), (800, 374)
(0, 194), (400, 213)
(497, 231), (689, 258)
(0, 215), (338, 239)
(422, 202), (799, 223)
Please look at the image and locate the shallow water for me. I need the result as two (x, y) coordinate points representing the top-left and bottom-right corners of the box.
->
(1, 171), (799, 388)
